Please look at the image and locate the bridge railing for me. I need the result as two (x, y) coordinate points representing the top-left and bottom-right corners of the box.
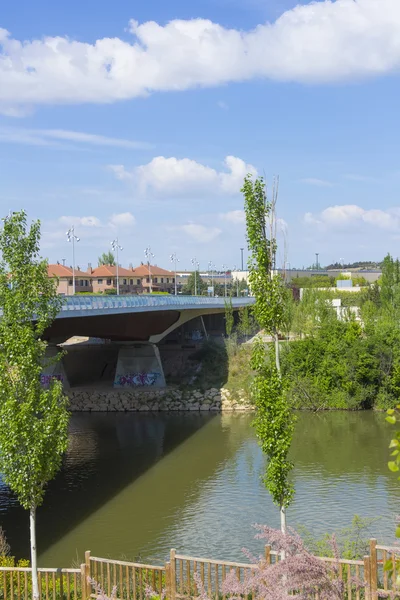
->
(59, 295), (254, 313)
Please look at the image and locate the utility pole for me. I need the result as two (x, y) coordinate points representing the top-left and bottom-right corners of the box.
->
(316, 253), (319, 271)
(233, 265), (239, 297)
(170, 252), (179, 295)
(66, 226), (80, 295)
(240, 247), (244, 271)
(111, 238), (123, 295)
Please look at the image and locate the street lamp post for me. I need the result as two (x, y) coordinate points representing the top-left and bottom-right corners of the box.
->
(66, 226), (80, 295)
(208, 261), (215, 296)
(240, 248), (244, 271)
(222, 264), (228, 297)
(315, 253), (319, 271)
(233, 265), (239, 297)
(170, 253), (179, 295)
(144, 247), (154, 293)
(111, 238), (123, 295)
(191, 258), (199, 295)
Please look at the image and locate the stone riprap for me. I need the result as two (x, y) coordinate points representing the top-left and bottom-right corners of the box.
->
(67, 387), (253, 412)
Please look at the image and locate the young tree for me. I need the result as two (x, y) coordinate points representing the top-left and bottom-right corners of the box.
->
(242, 175), (295, 532)
(98, 251), (116, 266)
(0, 211), (70, 599)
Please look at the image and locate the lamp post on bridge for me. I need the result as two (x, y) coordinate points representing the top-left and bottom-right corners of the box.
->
(191, 257), (199, 296)
(208, 261), (215, 297)
(66, 226), (80, 295)
(144, 246), (154, 293)
(111, 238), (123, 295)
(222, 264), (228, 297)
(170, 252), (179, 296)
(233, 265), (239, 297)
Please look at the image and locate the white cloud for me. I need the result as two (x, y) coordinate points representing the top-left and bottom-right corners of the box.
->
(304, 204), (400, 231)
(44, 212), (136, 247)
(2, 0), (400, 113)
(59, 216), (102, 228)
(110, 155), (257, 197)
(109, 212), (136, 227)
(0, 127), (149, 149)
(177, 224), (222, 243)
(220, 209), (246, 224)
(300, 178), (334, 187)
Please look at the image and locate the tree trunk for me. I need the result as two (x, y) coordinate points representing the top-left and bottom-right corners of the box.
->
(280, 504), (286, 533)
(30, 506), (39, 600)
(274, 332), (281, 376)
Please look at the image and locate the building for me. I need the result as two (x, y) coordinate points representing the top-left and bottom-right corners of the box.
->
(47, 264), (93, 295)
(90, 265), (139, 294)
(132, 264), (176, 293)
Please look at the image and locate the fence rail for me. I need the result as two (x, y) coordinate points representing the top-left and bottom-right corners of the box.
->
(1, 538), (399, 600)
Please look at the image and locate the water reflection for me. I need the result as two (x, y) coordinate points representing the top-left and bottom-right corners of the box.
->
(0, 412), (398, 568)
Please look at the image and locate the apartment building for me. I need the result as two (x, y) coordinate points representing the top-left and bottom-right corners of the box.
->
(47, 264), (93, 295)
(90, 265), (140, 294)
(132, 264), (176, 293)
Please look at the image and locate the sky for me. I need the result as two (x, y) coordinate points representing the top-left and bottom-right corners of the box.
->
(1, 0), (400, 271)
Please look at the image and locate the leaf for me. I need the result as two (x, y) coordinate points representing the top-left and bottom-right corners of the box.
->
(386, 416), (396, 425)
(387, 409), (395, 415)
(388, 461), (399, 472)
(396, 526), (400, 539)
(389, 439), (400, 448)
(391, 450), (400, 456)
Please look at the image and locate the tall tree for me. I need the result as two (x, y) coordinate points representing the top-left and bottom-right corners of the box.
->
(242, 175), (295, 532)
(0, 211), (69, 599)
(182, 271), (207, 295)
(98, 251), (116, 266)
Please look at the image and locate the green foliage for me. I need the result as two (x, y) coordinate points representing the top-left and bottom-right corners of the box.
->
(237, 305), (257, 339)
(182, 271), (208, 295)
(98, 251), (116, 266)
(299, 515), (380, 560)
(251, 338), (295, 508)
(0, 211), (70, 597)
(103, 288), (117, 295)
(242, 174), (295, 516)
(224, 297), (234, 337)
(291, 275), (335, 288)
(0, 211), (69, 511)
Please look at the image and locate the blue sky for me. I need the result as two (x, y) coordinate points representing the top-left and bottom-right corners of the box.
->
(1, 0), (400, 270)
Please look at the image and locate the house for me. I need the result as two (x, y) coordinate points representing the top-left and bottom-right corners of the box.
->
(47, 264), (93, 295)
(131, 264), (176, 293)
(90, 265), (139, 294)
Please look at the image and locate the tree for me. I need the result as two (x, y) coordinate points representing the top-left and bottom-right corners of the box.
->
(0, 211), (69, 599)
(98, 251), (116, 266)
(224, 297), (234, 337)
(182, 271), (207, 295)
(242, 174), (295, 533)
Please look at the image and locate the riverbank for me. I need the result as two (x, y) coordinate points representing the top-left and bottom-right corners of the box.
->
(67, 386), (253, 412)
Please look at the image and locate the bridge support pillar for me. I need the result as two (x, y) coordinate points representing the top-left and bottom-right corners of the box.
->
(113, 342), (166, 388)
(41, 345), (70, 389)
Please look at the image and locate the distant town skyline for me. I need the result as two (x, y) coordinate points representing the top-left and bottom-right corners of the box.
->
(1, 0), (400, 267)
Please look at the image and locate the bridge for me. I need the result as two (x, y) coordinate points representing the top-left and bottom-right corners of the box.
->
(43, 295), (255, 389)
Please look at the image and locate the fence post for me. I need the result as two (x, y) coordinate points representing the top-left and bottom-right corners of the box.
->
(369, 539), (378, 599)
(165, 562), (172, 598)
(85, 551), (91, 599)
(170, 550), (176, 600)
(265, 545), (271, 565)
(81, 564), (87, 600)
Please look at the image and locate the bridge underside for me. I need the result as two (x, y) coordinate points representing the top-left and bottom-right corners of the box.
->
(44, 307), (229, 344)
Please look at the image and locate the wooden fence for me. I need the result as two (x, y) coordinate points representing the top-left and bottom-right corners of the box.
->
(0, 539), (399, 600)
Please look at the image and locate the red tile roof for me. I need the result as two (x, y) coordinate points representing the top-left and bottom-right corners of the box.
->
(47, 264), (92, 278)
(91, 265), (134, 277)
(132, 264), (174, 277)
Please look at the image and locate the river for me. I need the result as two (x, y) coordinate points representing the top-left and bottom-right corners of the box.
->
(0, 411), (398, 567)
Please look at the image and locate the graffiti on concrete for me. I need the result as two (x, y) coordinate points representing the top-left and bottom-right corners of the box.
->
(116, 372), (160, 387)
(40, 374), (64, 386)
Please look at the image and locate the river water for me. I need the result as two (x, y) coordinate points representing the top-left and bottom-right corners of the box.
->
(0, 411), (398, 567)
